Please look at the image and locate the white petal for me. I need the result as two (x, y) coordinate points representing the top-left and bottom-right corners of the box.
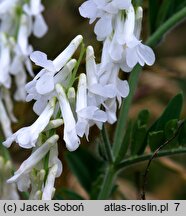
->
(126, 47), (138, 68)
(79, 0), (97, 19)
(33, 14), (48, 38)
(36, 72), (54, 94)
(117, 79), (129, 98)
(94, 15), (112, 41)
(89, 83), (116, 98)
(109, 36), (123, 61)
(30, 51), (56, 72)
(138, 43), (155, 66)
(76, 73), (87, 112)
(86, 46), (98, 86)
(55, 84), (80, 151)
(33, 98), (48, 115)
(53, 35), (83, 71)
(42, 164), (58, 200)
(17, 174), (31, 192)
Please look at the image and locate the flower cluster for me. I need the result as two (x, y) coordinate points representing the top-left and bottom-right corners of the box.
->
(79, 0), (155, 72)
(0, 0), (47, 138)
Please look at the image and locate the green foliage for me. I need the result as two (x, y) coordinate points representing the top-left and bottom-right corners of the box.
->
(178, 121), (186, 145)
(118, 93), (184, 158)
(151, 93), (183, 131)
(65, 147), (103, 194)
(149, 0), (161, 34)
(54, 188), (84, 200)
(131, 110), (150, 155)
(148, 130), (164, 151)
(148, 93), (183, 151)
(148, 0), (186, 34)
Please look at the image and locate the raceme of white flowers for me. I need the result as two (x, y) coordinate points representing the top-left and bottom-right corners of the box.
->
(79, 0), (155, 72)
(0, 0), (47, 138)
(2, 0), (155, 200)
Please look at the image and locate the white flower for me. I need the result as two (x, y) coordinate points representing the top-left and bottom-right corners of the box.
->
(76, 73), (107, 139)
(28, 35), (82, 95)
(55, 84), (80, 151)
(23, 0), (48, 38)
(0, 0), (17, 15)
(17, 14), (31, 55)
(86, 46), (116, 101)
(26, 59), (77, 115)
(3, 97), (56, 148)
(7, 135), (59, 192)
(79, 0), (132, 40)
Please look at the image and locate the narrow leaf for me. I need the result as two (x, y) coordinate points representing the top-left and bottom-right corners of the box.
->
(148, 130), (164, 151)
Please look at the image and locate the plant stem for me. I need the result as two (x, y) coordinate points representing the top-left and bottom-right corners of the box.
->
(112, 64), (142, 158)
(68, 42), (85, 88)
(116, 147), (186, 171)
(146, 6), (186, 47)
(97, 165), (116, 199)
(101, 125), (113, 163)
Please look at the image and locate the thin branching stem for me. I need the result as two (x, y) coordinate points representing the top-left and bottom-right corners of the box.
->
(141, 121), (185, 200)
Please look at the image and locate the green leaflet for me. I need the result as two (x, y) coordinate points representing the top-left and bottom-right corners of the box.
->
(152, 93), (183, 131)
(130, 110), (150, 155)
(148, 0), (186, 35)
(147, 93), (183, 151)
(148, 130), (164, 151)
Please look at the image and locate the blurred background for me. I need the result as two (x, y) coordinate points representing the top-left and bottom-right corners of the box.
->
(8, 0), (186, 199)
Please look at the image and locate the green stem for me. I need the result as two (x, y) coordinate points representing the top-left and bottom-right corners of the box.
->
(101, 125), (113, 163)
(112, 64), (142, 158)
(68, 42), (86, 88)
(147, 6), (186, 47)
(97, 165), (116, 199)
(116, 147), (186, 171)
